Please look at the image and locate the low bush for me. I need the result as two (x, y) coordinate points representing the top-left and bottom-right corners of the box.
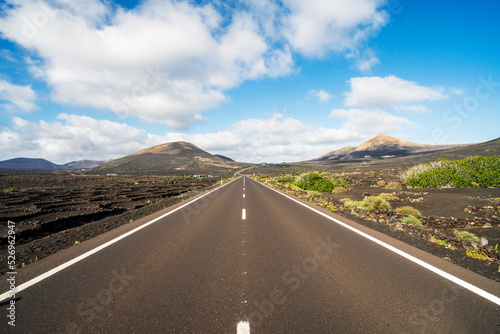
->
(453, 230), (481, 243)
(402, 216), (423, 228)
(385, 182), (402, 190)
(332, 187), (348, 194)
(378, 193), (399, 201)
(341, 196), (391, 212)
(395, 206), (422, 217)
(2, 187), (16, 193)
(295, 172), (349, 193)
(401, 156), (500, 188)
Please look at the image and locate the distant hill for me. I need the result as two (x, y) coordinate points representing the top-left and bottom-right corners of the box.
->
(0, 158), (61, 170)
(313, 134), (461, 161)
(0, 158), (107, 170)
(91, 141), (246, 176)
(441, 136), (499, 158)
(63, 160), (107, 169)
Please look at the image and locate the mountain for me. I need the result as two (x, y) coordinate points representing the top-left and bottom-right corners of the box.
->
(442, 136), (499, 158)
(313, 134), (454, 161)
(63, 160), (107, 169)
(0, 158), (61, 170)
(91, 141), (245, 176)
(0, 158), (107, 170)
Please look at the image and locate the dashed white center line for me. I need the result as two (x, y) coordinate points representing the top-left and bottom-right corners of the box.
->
(242, 209), (246, 220)
(243, 194), (245, 198)
(237, 321), (250, 334)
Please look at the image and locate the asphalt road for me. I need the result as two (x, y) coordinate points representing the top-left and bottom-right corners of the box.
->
(1, 176), (499, 333)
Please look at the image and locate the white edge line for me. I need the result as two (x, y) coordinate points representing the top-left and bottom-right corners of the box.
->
(252, 178), (500, 306)
(242, 209), (246, 220)
(0, 177), (241, 302)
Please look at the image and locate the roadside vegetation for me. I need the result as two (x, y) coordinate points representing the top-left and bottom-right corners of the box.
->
(294, 172), (350, 192)
(453, 230), (481, 243)
(340, 196), (391, 212)
(400, 156), (500, 188)
(276, 172), (350, 193)
(402, 216), (423, 228)
(395, 206), (422, 217)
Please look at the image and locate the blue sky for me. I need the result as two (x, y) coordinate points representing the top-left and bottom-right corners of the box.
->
(0, 0), (499, 163)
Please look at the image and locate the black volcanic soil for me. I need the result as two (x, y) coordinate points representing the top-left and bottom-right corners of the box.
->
(0, 171), (218, 274)
(248, 154), (500, 281)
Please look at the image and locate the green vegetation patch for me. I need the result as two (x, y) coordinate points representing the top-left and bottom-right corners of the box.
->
(2, 187), (16, 194)
(453, 230), (480, 243)
(402, 216), (423, 228)
(341, 196), (391, 212)
(401, 156), (500, 188)
(378, 193), (399, 201)
(395, 206), (422, 217)
(295, 172), (349, 193)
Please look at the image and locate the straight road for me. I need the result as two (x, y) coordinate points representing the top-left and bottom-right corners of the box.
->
(1, 176), (499, 333)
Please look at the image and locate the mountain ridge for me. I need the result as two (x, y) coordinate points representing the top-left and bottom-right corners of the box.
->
(313, 134), (458, 161)
(0, 158), (107, 170)
(92, 141), (244, 176)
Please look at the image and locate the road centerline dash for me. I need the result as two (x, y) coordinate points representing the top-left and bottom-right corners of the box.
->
(237, 321), (250, 334)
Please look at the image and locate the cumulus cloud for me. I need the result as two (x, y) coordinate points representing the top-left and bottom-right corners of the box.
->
(330, 108), (415, 134)
(345, 75), (448, 110)
(282, 0), (388, 57)
(0, 113), (366, 164)
(0, 0), (293, 129)
(350, 48), (379, 73)
(0, 0), (390, 129)
(0, 79), (38, 112)
(308, 89), (332, 103)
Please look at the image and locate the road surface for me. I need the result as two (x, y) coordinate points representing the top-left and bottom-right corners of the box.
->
(1, 176), (499, 333)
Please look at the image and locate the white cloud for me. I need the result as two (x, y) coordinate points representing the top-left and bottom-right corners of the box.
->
(308, 89), (332, 104)
(0, 79), (38, 112)
(351, 48), (379, 73)
(282, 0), (388, 57)
(0, 0), (392, 130)
(345, 75), (448, 110)
(0, 0), (294, 129)
(330, 108), (415, 134)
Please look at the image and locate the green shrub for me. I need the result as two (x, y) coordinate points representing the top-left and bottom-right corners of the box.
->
(2, 187), (16, 193)
(378, 193), (399, 201)
(295, 172), (349, 193)
(167, 180), (176, 184)
(340, 198), (359, 208)
(313, 178), (336, 192)
(395, 206), (422, 217)
(466, 249), (489, 260)
(401, 156), (500, 188)
(277, 175), (296, 182)
(296, 172), (323, 190)
(385, 182), (402, 189)
(402, 216), (423, 228)
(341, 196), (391, 212)
(332, 187), (348, 193)
(331, 178), (350, 189)
(361, 196), (391, 211)
(453, 230), (480, 243)
(306, 190), (322, 197)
